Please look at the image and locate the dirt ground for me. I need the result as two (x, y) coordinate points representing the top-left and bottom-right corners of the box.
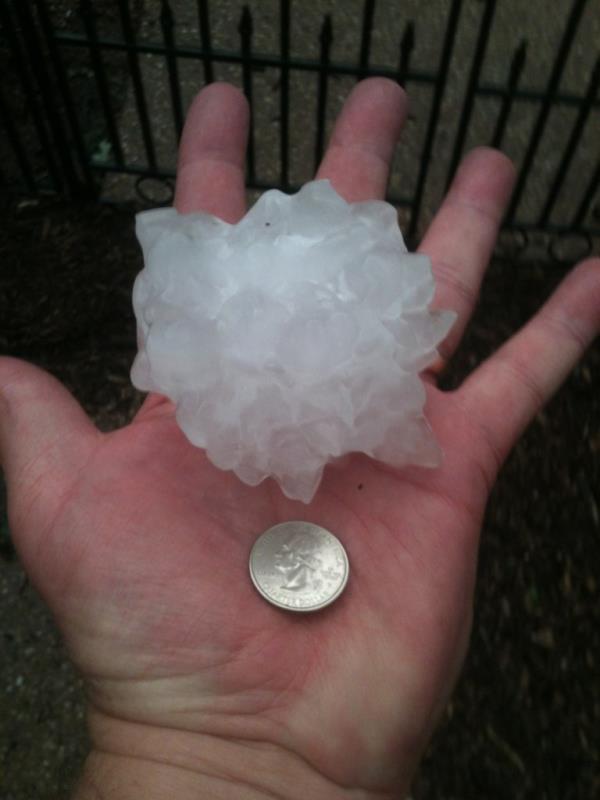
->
(0, 197), (598, 799)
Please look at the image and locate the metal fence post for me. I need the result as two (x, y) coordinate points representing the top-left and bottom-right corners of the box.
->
(239, 6), (256, 185)
(0, 0), (596, 252)
(280, 0), (291, 189)
(491, 40), (527, 149)
(117, 0), (157, 172)
(540, 56), (600, 227)
(0, 0), (64, 191)
(445, 0), (496, 189)
(505, 0), (588, 223)
(408, 0), (463, 242)
(315, 14), (333, 170)
(397, 21), (415, 88)
(197, 0), (215, 84)
(160, 0), (184, 143)
(0, 84), (37, 193)
(79, 0), (125, 167)
(33, 0), (97, 196)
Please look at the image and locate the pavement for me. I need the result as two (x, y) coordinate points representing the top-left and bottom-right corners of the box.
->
(102, 0), (600, 242)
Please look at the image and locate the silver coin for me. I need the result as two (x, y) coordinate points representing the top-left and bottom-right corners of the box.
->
(249, 521), (350, 612)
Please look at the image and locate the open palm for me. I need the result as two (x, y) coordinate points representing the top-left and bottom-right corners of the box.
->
(1, 80), (598, 799)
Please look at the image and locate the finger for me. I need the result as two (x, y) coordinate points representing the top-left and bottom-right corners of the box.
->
(419, 148), (516, 371)
(0, 357), (99, 548)
(140, 84), (249, 420)
(316, 77), (407, 201)
(458, 258), (600, 483)
(174, 82), (249, 221)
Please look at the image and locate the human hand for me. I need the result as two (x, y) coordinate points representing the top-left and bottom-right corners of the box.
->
(1, 79), (598, 800)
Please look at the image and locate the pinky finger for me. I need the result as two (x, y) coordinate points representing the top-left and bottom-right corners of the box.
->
(457, 257), (600, 482)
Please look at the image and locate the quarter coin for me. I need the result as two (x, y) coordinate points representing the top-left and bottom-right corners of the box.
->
(249, 521), (350, 612)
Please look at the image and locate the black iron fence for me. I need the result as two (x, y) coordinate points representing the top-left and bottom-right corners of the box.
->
(0, 0), (599, 260)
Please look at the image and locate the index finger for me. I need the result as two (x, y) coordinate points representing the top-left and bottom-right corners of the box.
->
(174, 82), (250, 221)
(136, 83), (249, 421)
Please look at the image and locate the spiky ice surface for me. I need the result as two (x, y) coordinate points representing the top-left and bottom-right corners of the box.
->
(131, 180), (456, 503)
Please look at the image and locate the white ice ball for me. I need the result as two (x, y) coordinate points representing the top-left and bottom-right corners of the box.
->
(131, 180), (456, 503)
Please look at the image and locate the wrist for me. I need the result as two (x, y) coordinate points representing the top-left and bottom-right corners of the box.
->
(73, 710), (399, 800)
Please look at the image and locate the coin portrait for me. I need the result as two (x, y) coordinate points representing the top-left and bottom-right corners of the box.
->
(273, 531), (323, 591)
(249, 522), (350, 612)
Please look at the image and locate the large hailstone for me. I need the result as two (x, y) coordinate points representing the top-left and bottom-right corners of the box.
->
(131, 180), (456, 503)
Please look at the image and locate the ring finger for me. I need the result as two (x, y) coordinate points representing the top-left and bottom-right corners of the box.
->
(419, 147), (516, 372)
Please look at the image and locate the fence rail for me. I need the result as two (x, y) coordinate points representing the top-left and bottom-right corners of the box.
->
(0, 0), (599, 261)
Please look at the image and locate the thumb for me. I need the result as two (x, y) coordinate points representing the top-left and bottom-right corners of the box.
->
(0, 357), (100, 549)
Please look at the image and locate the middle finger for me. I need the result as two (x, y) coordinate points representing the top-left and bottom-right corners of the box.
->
(316, 77), (407, 201)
